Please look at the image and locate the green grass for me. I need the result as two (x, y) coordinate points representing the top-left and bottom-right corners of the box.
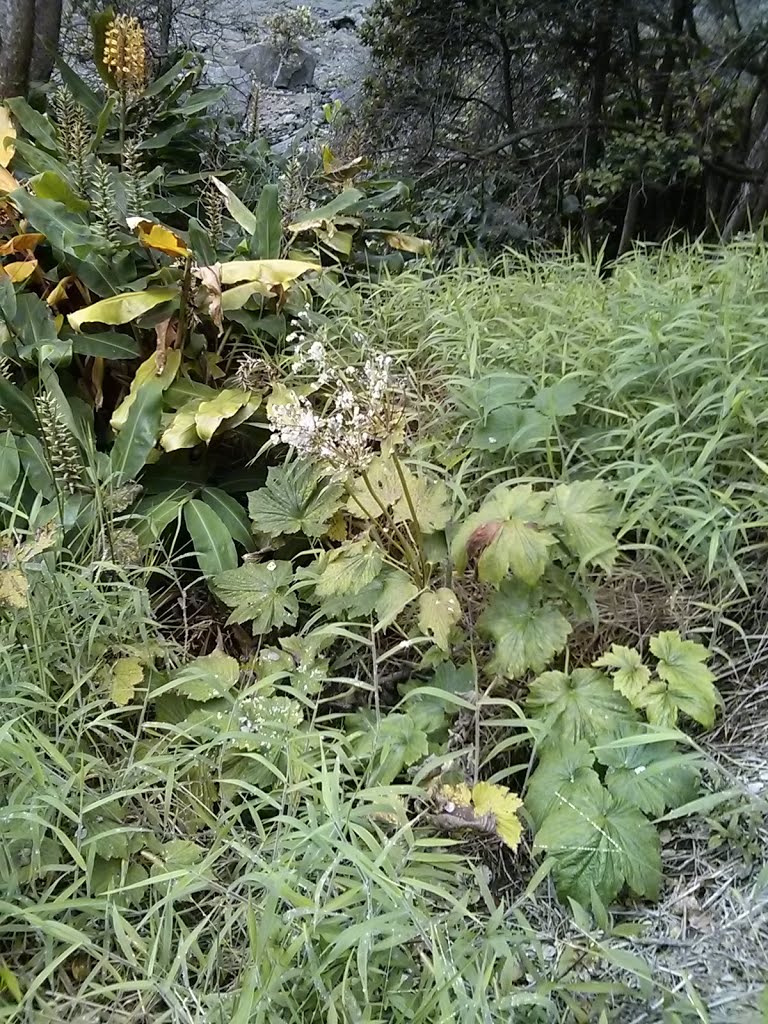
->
(341, 241), (768, 594)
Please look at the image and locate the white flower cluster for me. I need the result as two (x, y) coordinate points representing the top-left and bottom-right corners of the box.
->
(268, 328), (402, 473)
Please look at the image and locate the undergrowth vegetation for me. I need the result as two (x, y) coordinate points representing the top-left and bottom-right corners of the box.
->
(0, 10), (767, 1024)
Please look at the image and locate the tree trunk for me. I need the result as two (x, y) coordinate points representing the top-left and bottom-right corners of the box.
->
(30, 0), (63, 85)
(0, 0), (36, 98)
(157, 0), (173, 53)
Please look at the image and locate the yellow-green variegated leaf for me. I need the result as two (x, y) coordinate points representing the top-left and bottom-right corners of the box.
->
(195, 390), (251, 443)
(219, 259), (320, 286)
(418, 587), (461, 651)
(109, 657), (144, 706)
(68, 287), (178, 331)
(111, 350), (181, 431)
(0, 106), (15, 168)
(160, 402), (200, 452)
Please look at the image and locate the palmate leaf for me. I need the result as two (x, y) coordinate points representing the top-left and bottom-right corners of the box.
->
(594, 644), (651, 704)
(313, 539), (383, 599)
(348, 711), (428, 785)
(109, 657), (144, 707)
(649, 631), (719, 728)
(212, 560), (298, 634)
(452, 484), (557, 585)
(534, 786), (662, 905)
(434, 780), (524, 850)
(345, 456), (451, 533)
(525, 740), (603, 829)
(170, 651), (240, 702)
(247, 462), (344, 538)
(545, 480), (617, 570)
(525, 668), (635, 751)
(478, 581), (571, 679)
(595, 741), (701, 817)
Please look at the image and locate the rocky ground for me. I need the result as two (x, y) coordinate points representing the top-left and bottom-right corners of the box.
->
(170, 0), (373, 143)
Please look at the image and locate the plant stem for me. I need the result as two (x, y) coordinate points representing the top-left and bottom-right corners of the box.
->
(392, 453), (427, 586)
(359, 470), (422, 581)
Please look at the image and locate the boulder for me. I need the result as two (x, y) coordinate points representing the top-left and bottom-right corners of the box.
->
(234, 42), (317, 89)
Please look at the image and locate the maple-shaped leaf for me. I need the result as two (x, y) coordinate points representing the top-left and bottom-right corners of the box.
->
(471, 781), (524, 850)
(109, 657), (144, 707)
(433, 779), (524, 850)
(313, 539), (383, 599)
(478, 581), (572, 679)
(595, 741), (701, 817)
(348, 711), (429, 784)
(545, 480), (617, 570)
(345, 456), (451, 533)
(649, 631), (719, 728)
(374, 568), (419, 630)
(212, 560), (298, 634)
(636, 680), (680, 728)
(182, 693), (303, 751)
(247, 462), (343, 537)
(0, 568), (28, 609)
(452, 484), (556, 586)
(534, 785), (662, 905)
(525, 740), (603, 829)
(171, 651), (240, 702)
(594, 644), (651, 704)
(525, 668), (635, 751)
(418, 587), (462, 651)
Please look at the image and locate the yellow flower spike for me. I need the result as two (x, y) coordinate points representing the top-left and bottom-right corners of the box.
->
(103, 14), (147, 98)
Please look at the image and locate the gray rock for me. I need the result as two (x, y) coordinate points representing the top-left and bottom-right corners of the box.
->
(234, 42), (317, 90)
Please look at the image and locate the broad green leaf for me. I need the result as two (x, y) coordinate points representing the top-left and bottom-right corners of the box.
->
(534, 786), (662, 905)
(184, 499), (238, 576)
(417, 587), (461, 651)
(313, 539), (383, 599)
(348, 711), (428, 785)
(14, 293), (69, 365)
(171, 651), (240, 701)
(593, 644), (651, 704)
(478, 581), (571, 679)
(0, 431), (20, 497)
(525, 741), (603, 829)
(0, 377), (36, 433)
(212, 560), (298, 634)
(199, 488), (253, 550)
(452, 484), (556, 585)
(131, 492), (188, 545)
(9, 188), (106, 257)
(649, 631), (719, 728)
(184, 693), (302, 752)
(109, 658), (144, 707)
(525, 668), (635, 750)
(195, 390), (253, 443)
(111, 350), (181, 431)
(29, 171), (90, 213)
(545, 481), (617, 570)
(533, 378), (586, 417)
(68, 287), (178, 330)
(637, 681), (680, 728)
(110, 379), (167, 485)
(70, 330), (141, 360)
(596, 741), (701, 817)
(468, 406), (551, 453)
(254, 184), (282, 259)
(247, 462), (343, 537)
(210, 176), (257, 235)
(4, 98), (56, 150)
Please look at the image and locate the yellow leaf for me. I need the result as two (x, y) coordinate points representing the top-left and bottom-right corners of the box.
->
(195, 389), (250, 443)
(439, 782), (472, 807)
(126, 217), (190, 258)
(68, 286), (178, 331)
(0, 569), (28, 609)
(0, 233), (44, 255)
(46, 275), (76, 308)
(418, 587), (461, 652)
(109, 657), (144, 706)
(219, 258), (320, 287)
(471, 781), (523, 851)
(220, 280), (272, 310)
(0, 106), (15, 169)
(0, 260), (36, 283)
(384, 232), (432, 255)
(0, 166), (19, 193)
(111, 349), (181, 431)
(160, 403), (200, 452)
